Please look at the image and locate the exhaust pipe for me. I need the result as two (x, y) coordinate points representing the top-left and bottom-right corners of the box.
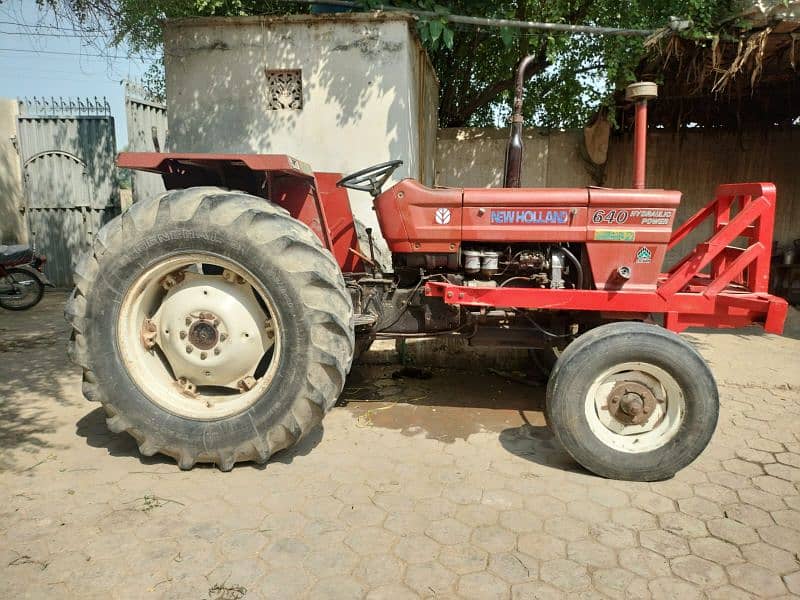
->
(503, 55), (539, 188)
(625, 82), (658, 189)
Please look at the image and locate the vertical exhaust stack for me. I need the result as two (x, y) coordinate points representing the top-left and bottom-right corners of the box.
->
(503, 55), (538, 188)
(625, 82), (658, 190)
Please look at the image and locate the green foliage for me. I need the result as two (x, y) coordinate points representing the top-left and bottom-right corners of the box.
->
(37, 0), (735, 128)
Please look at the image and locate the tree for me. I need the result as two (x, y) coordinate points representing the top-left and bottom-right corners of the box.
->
(36, 0), (735, 127)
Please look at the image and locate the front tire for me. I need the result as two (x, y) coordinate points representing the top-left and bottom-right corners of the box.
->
(546, 322), (718, 481)
(65, 187), (354, 470)
(0, 268), (45, 310)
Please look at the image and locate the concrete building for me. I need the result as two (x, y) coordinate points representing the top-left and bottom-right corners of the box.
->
(0, 98), (26, 244)
(164, 13), (438, 237)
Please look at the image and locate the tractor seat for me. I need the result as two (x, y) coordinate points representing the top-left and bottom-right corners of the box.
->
(0, 244), (34, 264)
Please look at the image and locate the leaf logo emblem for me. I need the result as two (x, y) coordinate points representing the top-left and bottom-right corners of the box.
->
(435, 207), (451, 225)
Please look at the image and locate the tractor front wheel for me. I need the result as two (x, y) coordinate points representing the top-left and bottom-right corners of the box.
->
(546, 322), (718, 481)
(65, 187), (354, 470)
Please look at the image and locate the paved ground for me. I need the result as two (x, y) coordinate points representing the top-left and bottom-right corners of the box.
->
(1, 293), (800, 599)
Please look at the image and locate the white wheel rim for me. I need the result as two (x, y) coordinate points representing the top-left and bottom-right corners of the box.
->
(117, 253), (281, 420)
(584, 361), (685, 454)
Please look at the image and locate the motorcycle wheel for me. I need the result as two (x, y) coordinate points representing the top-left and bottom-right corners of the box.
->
(0, 268), (45, 310)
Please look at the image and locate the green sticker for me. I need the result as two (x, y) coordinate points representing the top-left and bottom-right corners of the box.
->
(594, 230), (636, 241)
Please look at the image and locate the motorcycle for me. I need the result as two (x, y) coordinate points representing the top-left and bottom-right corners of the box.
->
(0, 244), (54, 310)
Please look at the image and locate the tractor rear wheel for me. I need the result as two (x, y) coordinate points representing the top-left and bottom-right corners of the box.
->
(65, 187), (354, 470)
(546, 322), (718, 481)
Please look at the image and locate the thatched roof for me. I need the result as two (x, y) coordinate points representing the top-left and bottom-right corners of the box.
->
(624, 1), (800, 129)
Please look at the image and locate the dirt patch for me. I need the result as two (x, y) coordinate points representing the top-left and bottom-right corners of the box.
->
(341, 364), (547, 443)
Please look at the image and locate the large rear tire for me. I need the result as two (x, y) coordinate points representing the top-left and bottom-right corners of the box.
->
(65, 187), (354, 470)
(546, 322), (718, 481)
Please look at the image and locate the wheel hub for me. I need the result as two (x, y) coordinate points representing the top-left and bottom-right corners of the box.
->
(188, 316), (219, 350)
(607, 381), (656, 426)
(148, 272), (273, 389)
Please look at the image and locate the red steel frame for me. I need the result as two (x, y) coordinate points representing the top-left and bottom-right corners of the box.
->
(425, 183), (788, 334)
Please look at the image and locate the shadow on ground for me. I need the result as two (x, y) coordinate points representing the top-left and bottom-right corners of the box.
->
(75, 406), (325, 471)
(0, 293), (74, 470)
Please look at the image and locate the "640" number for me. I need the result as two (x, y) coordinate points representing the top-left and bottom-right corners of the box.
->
(592, 209), (629, 225)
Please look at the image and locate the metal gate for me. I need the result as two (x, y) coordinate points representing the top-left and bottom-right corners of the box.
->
(124, 82), (167, 203)
(16, 97), (119, 287)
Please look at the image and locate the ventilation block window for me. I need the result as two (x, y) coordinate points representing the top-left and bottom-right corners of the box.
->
(265, 69), (303, 110)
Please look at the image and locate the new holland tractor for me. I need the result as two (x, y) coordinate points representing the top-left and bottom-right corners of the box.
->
(66, 58), (787, 481)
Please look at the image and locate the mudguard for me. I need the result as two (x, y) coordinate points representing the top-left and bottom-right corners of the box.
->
(12, 264), (55, 287)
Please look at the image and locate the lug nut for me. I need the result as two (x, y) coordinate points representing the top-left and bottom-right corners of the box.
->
(185, 345), (193, 354)
(200, 352), (207, 360)
(185, 317), (192, 326)
(214, 348), (221, 355)
(179, 331), (187, 340)
(220, 333), (228, 342)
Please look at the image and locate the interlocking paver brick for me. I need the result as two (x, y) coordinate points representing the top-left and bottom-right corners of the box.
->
(345, 526), (397, 555)
(740, 542), (800, 575)
(567, 539), (617, 568)
(649, 576), (704, 600)
(612, 506), (658, 531)
(353, 554), (404, 586)
(425, 517), (472, 545)
(748, 438), (785, 453)
(384, 511), (430, 535)
(404, 561), (456, 596)
(600, 571), (653, 599)
(487, 551), (538, 584)
(310, 576), (366, 600)
(393, 535), (440, 564)
(471, 524), (517, 554)
(757, 525), (800, 554)
(482, 489), (524, 510)
(727, 563), (788, 596)
(303, 543), (358, 578)
(689, 537), (743, 565)
(631, 491), (676, 515)
(706, 518), (759, 545)
(754, 475), (797, 496)
(707, 470), (752, 490)
(438, 543), (488, 575)
(523, 495), (567, 517)
(499, 509), (542, 533)
(510, 581), (564, 600)
(670, 555), (727, 587)
(256, 565), (312, 598)
(590, 521), (637, 549)
(457, 571), (510, 599)
(776, 452), (800, 469)
(455, 503), (500, 527)
(771, 508), (800, 531)
(543, 516), (588, 541)
(723, 458), (765, 477)
(640, 529), (690, 558)
(677, 497), (724, 520)
(738, 487), (786, 511)
(619, 547), (671, 578)
(539, 558), (590, 591)
(784, 571), (800, 595)
(365, 584), (420, 600)
(415, 497), (457, 521)
(658, 513), (708, 538)
(517, 532), (566, 561)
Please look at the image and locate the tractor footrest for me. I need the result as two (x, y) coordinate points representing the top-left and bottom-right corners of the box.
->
(354, 314), (378, 330)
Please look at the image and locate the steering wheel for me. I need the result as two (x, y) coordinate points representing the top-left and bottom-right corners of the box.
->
(336, 160), (403, 197)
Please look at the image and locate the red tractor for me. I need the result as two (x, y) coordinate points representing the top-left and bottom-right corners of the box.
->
(66, 59), (787, 481)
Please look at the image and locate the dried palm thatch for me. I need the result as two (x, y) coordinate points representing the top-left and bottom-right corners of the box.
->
(623, 15), (799, 129)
